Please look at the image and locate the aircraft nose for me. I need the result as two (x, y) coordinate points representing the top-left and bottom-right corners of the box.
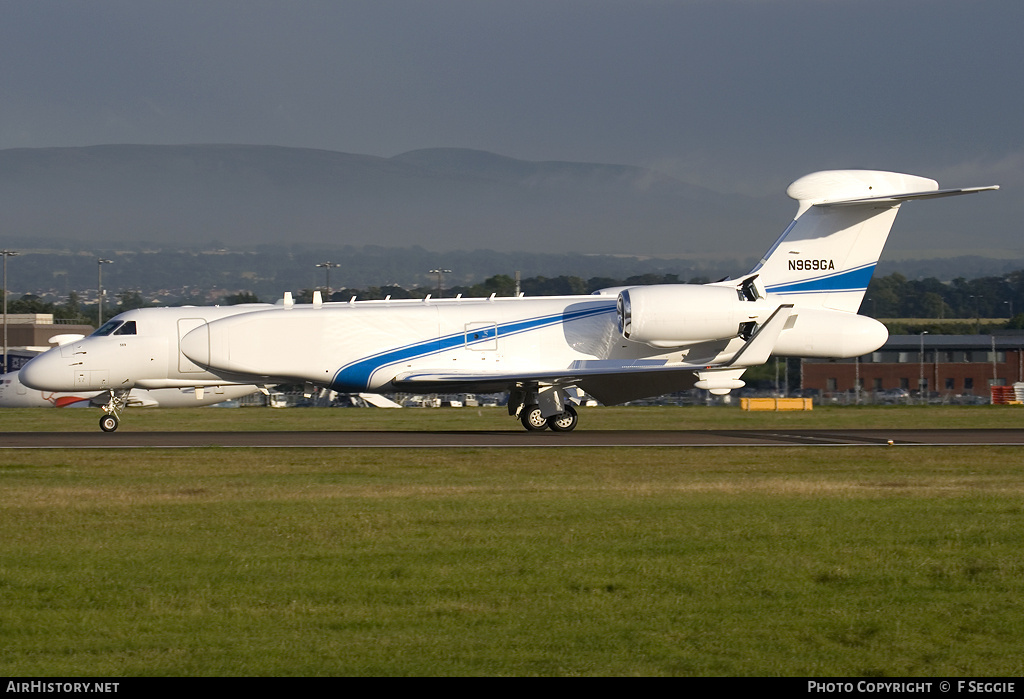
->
(19, 349), (75, 391)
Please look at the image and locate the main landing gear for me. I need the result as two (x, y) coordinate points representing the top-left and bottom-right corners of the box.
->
(520, 403), (578, 432)
(511, 385), (580, 432)
(98, 389), (130, 432)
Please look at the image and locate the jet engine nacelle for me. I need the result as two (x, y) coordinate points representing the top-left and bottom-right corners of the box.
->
(617, 285), (767, 348)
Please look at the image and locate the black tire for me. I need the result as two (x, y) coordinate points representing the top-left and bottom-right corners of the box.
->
(520, 405), (548, 431)
(547, 404), (578, 432)
(99, 414), (119, 433)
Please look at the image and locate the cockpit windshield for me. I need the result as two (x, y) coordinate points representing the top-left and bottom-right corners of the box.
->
(91, 320), (123, 337)
(91, 319), (138, 337)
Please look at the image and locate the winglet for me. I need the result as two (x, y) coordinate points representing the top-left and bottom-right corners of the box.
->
(727, 304), (794, 367)
(693, 304), (794, 395)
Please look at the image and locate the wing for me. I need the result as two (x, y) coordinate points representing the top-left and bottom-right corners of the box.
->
(390, 359), (701, 406)
(390, 305), (794, 404)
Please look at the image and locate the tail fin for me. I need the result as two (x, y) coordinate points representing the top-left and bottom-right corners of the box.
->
(751, 170), (997, 312)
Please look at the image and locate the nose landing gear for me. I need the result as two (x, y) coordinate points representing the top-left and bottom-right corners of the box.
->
(98, 389), (130, 432)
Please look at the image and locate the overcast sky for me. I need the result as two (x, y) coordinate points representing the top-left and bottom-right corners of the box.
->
(1, 0), (1020, 251)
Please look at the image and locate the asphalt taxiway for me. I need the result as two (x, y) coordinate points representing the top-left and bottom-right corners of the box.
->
(2, 428), (1024, 448)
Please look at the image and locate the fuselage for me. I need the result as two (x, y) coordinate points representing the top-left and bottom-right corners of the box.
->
(188, 295), (626, 391)
(20, 292), (887, 399)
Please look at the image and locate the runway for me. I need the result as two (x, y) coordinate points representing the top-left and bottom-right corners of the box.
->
(3, 428), (1024, 448)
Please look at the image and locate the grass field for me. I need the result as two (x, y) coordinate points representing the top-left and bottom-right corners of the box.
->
(3, 403), (1024, 432)
(2, 406), (1024, 676)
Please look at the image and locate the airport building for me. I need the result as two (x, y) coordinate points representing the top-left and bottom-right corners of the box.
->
(800, 333), (1024, 400)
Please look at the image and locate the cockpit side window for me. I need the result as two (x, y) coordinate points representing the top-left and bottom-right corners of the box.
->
(92, 320), (123, 337)
(113, 321), (137, 336)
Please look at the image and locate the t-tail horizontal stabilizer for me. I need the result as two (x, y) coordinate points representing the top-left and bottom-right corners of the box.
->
(814, 185), (999, 208)
(753, 171), (999, 313)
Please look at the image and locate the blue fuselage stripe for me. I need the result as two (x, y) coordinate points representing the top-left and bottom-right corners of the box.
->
(765, 263), (876, 295)
(331, 303), (616, 391)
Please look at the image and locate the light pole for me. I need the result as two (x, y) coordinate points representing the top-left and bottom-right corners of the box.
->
(919, 331), (928, 404)
(969, 294), (981, 334)
(2, 250), (18, 374)
(97, 258), (113, 326)
(855, 355), (860, 405)
(429, 268), (451, 298)
(992, 335), (998, 387)
(316, 262), (341, 301)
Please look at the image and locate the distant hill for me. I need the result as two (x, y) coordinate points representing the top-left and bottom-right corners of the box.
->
(0, 144), (777, 255)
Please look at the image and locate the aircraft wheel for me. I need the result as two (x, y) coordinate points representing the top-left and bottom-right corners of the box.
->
(520, 405), (548, 431)
(99, 414), (119, 433)
(547, 404), (578, 432)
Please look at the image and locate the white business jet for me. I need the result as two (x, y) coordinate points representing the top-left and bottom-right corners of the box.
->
(21, 170), (997, 432)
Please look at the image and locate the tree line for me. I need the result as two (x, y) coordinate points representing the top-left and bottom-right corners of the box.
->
(2, 290), (148, 326)
(7, 271), (1024, 334)
(318, 271), (1024, 330)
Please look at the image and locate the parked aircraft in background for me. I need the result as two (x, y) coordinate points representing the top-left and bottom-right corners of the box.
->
(3, 331), (260, 418)
(0, 369), (259, 412)
(21, 170), (997, 432)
